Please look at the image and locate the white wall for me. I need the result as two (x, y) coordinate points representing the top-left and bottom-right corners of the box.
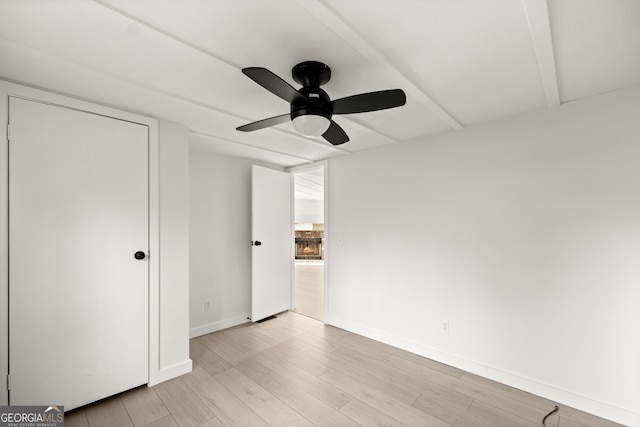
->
(189, 149), (255, 337)
(327, 86), (640, 426)
(156, 120), (192, 381)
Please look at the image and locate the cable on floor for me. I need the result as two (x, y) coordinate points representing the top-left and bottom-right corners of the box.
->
(542, 405), (559, 426)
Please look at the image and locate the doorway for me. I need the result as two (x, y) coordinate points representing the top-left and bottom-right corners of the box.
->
(293, 167), (325, 321)
(251, 165), (292, 322)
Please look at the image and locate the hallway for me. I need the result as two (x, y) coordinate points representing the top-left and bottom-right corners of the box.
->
(294, 261), (324, 321)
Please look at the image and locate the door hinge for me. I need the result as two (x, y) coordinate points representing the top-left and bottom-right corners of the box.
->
(6, 124), (10, 142)
(6, 374), (10, 391)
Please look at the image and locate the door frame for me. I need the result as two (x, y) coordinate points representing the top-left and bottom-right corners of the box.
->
(288, 160), (329, 323)
(0, 80), (161, 405)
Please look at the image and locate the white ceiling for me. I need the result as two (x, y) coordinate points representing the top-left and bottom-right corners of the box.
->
(294, 167), (324, 201)
(1, 0), (639, 168)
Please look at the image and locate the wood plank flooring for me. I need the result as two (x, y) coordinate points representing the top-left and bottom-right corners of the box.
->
(65, 311), (624, 427)
(293, 262), (324, 321)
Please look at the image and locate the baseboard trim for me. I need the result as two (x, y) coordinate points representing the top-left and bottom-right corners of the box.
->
(325, 315), (639, 427)
(148, 359), (192, 387)
(189, 313), (250, 339)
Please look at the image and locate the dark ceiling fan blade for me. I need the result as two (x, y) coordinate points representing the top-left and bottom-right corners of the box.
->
(236, 113), (290, 132)
(242, 67), (305, 103)
(332, 89), (406, 115)
(322, 120), (349, 145)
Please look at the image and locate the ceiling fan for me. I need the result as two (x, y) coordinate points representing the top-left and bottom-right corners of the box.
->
(236, 61), (406, 145)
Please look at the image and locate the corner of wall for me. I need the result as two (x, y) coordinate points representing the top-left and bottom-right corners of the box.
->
(189, 313), (251, 339)
(0, 83), (9, 405)
(157, 120), (192, 378)
(188, 150), (254, 339)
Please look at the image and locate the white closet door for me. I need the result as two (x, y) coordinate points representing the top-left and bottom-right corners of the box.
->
(251, 165), (292, 322)
(8, 97), (149, 410)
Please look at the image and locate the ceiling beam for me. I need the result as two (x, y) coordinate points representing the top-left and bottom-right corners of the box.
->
(0, 38), (253, 127)
(93, 0), (242, 71)
(334, 116), (400, 145)
(93, 0), (388, 153)
(523, 0), (561, 106)
(343, 116), (400, 144)
(4, 23), (349, 159)
(297, 0), (462, 130)
(189, 130), (319, 165)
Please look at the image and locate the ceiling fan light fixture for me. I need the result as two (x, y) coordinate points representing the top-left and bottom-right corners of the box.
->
(237, 61), (406, 145)
(291, 114), (330, 137)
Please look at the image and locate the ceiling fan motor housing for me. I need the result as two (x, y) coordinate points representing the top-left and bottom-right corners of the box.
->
(290, 87), (333, 121)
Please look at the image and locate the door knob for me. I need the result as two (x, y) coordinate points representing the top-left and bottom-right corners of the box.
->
(252, 241), (262, 246)
(134, 251), (146, 260)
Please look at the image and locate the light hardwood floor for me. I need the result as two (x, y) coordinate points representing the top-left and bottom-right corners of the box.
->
(65, 311), (624, 427)
(294, 262), (324, 321)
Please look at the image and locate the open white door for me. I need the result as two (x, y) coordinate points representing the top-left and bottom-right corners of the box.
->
(8, 97), (149, 410)
(251, 165), (292, 321)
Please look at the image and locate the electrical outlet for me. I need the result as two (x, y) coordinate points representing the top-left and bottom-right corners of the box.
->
(442, 320), (450, 334)
(204, 299), (212, 311)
